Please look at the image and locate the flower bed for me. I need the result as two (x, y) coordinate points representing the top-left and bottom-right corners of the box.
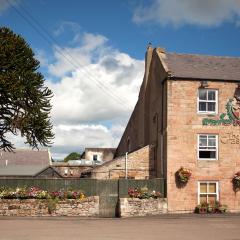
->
(118, 187), (166, 217)
(128, 187), (162, 199)
(0, 186), (99, 217)
(0, 186), (85, 200)
(195, 202), (227, 214)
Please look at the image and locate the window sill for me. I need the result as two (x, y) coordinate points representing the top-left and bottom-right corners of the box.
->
(197, 112), (218, 116)
(198, 159), (218, 161)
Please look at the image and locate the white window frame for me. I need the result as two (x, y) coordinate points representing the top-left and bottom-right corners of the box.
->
(198, 134), (218, 160)
(198, 181), (219, 204)
(197, 89), (218, 115)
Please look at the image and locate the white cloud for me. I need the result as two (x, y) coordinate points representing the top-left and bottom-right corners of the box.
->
(45, 27), (144, 159)
(52, 123), (124, 160)
(133, 0), (240, 27)
(5, 23), (144, 159)
(53, 21), (81, 37)
(35, 49), (49, 67)
(0, 0), (19, 14)
(48, 33), (108, 77)
(47, 33), (144, 125)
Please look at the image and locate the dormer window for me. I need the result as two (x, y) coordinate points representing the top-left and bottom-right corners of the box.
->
(198, 89), (218, 114)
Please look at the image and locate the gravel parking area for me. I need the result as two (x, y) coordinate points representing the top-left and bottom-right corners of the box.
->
(0, 214), (240, 240)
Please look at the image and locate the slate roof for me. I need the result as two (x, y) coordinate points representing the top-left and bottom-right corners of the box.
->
(0, 165), (47, 176)
(0, 149), (51, 167)
(163, 53), (240, 81)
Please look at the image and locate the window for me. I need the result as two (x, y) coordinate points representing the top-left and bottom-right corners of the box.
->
(198, 182), (219, 204)
(93, 154), (98, 161)
(198, 134), (218, 160)
(198, 89), (218, 114)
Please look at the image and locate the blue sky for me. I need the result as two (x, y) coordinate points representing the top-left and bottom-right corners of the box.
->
(1, 0), (240, 159)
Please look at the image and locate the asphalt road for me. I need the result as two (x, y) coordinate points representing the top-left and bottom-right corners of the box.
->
(0, 214), (240, 240)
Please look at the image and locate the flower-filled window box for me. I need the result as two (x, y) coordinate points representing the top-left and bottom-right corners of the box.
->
(195, 201), (227, 214)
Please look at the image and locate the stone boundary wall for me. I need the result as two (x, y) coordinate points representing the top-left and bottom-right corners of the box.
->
(0, 196), (99, 217)
(119, 198), (167, 217)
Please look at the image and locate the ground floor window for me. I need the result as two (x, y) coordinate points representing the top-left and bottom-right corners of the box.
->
(198, 181), (219, 204)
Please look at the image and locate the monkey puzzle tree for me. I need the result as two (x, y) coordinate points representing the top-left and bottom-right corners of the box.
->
(0, 27), (54, 151)
(64, 152), (81, 162)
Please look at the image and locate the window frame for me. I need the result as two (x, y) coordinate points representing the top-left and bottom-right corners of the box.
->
(197, 89), (218, 115)
(198, 134), (218, 161)
(198, 181), (219, 204)
(93, 154), (98, 161)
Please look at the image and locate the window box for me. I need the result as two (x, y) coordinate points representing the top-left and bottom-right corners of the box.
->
(195, 201), (227, 214)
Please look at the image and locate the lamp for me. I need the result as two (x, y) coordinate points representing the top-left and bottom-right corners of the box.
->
(200, 80), (209, 88)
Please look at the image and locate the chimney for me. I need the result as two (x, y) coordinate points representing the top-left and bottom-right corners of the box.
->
(142, 44), (154, 92)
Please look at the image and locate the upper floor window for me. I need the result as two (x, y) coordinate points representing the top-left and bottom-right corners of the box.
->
(93, 154), (98, 161)
(198, 134), (218, 160)
(198, 89), (218, 114)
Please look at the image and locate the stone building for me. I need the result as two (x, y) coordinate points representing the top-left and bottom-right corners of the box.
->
(49, 163), (93, 178)
(87, 145), (154, 179)
(81, 148), (116, 164)
(0, 149), (53, 178)
(93, 46), (240, 212)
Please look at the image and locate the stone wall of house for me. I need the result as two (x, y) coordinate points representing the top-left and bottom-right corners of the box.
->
(167, 80), (240, 213)
(119, 198), (167, 217)
(35, 167), (63, 178)
(84, 148), (116, 162)
(115, 48), (168, 178)
(0, 196), (99, 217)
(52, 165), (93, 178)
(90, 145), (155, 179)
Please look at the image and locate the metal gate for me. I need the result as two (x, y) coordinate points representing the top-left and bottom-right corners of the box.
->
(97, 180), (119, 218)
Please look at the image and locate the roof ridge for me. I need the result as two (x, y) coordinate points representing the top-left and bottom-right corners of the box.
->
(2, 148), (48, 152)
(167, 52), (240, 59)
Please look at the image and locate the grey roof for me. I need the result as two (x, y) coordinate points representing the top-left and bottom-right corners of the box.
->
(0, 149), (50, 167)
(0, 165), (47, 176)
(164, 53), (240, 81)
(85, 148), (116, 151)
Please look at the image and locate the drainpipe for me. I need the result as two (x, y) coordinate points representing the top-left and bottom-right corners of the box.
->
(154, 113), (159, 177)
(161, 78), (167, 178)
(125, 152), (128, 179)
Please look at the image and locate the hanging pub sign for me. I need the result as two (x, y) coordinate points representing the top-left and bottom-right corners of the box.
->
(203, 86), (240, 126)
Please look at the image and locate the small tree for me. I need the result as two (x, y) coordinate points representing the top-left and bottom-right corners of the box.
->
(64, 152), (81, 162)
(0, 27), (54, 151)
